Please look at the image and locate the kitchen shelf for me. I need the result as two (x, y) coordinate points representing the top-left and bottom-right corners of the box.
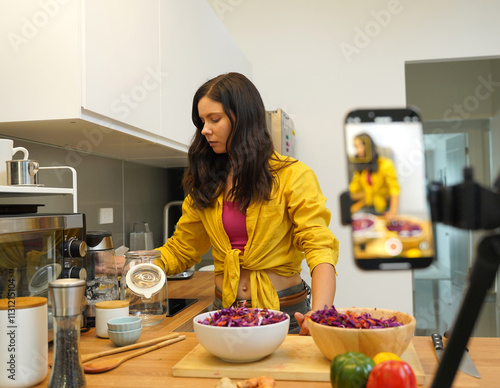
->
(0, 186), (73, 194)
(0, 166), (78, 212)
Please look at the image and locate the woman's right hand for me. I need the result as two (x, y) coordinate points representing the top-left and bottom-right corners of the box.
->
(114, 255), (126, 273)
(294, 311), (312, 336)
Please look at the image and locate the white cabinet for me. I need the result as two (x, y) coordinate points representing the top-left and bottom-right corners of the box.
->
(0, 0), (81, 122)
(0, 0), (252, 167)
(83, 0), (162, 135)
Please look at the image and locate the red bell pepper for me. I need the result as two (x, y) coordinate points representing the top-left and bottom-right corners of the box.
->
(366, 360), (417, 388)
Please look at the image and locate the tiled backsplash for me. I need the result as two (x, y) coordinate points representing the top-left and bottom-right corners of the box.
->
(1, 137), (185, 250)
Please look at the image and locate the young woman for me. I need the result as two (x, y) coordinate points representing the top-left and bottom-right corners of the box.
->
(349, 133), (400, 218)
(156, 72), (338, 334)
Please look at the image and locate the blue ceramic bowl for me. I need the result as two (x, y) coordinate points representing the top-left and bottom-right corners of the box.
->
(107, 316), (142, 331)
(108, 327), (142, 346)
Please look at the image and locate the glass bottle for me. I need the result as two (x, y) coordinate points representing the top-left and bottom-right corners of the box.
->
(48, 279), (86, 388)
(84, 231), (119, 328)
(120, 250), (168, 326)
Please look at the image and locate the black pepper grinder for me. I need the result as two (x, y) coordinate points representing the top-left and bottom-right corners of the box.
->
(48, 278), (86, 388)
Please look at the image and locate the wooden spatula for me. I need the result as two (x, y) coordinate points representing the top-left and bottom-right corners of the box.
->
(83, 335), (186, 374)
(81, 333), (181, 364)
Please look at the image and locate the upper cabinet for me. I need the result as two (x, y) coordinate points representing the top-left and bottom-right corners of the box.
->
(83, 0), (162, 136)
(0, 0), (252, 167)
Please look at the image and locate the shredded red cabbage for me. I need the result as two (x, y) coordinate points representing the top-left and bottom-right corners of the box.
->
(309, 306), (403, 329)
(198, 306), (288, 327)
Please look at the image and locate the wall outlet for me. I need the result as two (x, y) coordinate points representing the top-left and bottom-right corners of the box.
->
(99, 208), (113, 224)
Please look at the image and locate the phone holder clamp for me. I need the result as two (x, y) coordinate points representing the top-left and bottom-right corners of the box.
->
(429, 167), (500, 387)
(340, 167), (500, 387)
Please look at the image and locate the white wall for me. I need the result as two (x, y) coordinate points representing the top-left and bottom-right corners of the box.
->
(206, 0), (500, 315)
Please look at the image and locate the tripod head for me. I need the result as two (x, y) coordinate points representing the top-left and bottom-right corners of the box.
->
(429, 167), (500, 230)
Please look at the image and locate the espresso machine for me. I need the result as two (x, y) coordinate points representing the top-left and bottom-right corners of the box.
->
(0, 211), (88, 339)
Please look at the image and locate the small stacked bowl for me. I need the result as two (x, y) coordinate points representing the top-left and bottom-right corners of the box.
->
(107, 316), (143, 346)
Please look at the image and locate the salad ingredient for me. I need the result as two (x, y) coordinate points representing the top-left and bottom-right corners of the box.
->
(237, 376), (276, 388)
(330, 351), (375, 388)
(372, 352), (401, 365)
(309, 306), (402, 329)
(353, 217), (375, 232)
(386, 219), (422, 237)
(216, 377), (237, 388)
(366, 360), (416, 388)
(198, 306), (287, 327)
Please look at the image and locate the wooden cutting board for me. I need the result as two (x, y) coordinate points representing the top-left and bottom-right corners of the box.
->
(172, 336), (426, 385)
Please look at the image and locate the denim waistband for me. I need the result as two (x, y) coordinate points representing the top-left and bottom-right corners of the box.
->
(214, 280), (310, 303)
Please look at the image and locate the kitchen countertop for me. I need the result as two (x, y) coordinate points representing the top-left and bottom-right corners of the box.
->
(35, 272), (500, 387)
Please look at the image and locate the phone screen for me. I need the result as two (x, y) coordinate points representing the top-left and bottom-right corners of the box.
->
(344, 108), (434, 270)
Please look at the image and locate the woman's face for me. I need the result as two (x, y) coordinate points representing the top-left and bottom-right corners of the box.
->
(354, 137), (366, 158)
(198, 96), (232, 154)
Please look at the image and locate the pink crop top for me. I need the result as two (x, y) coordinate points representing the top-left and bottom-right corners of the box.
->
(222, 201), (248, 254)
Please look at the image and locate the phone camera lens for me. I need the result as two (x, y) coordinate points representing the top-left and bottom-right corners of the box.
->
(368, 111), (375, 119)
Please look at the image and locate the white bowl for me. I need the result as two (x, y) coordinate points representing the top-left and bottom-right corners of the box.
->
(193, 309), (290, 363)
(108, 327), (142, 347)
(352, 213), (377, 236)
(107, 316), (142, 331)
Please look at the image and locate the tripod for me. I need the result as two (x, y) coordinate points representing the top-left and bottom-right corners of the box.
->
(340, 167), (500, 386)
(429, 167), (500, 387)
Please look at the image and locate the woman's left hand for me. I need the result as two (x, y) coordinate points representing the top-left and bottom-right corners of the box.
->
(294, 311), (313, 336)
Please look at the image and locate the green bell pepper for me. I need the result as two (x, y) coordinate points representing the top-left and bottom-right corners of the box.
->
(330, 351), (376, 388)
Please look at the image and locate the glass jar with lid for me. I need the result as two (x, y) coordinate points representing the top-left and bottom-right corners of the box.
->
(120, 250), (167, 326)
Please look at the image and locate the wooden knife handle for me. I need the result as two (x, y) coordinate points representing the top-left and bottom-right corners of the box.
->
(431, 333), (444, 350)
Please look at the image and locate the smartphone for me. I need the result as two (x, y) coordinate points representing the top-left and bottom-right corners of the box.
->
(344, 108), (434, 270)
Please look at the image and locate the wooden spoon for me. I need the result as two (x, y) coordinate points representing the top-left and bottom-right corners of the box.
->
(83, 335), (186, 374)
(81, 333), (181, 364)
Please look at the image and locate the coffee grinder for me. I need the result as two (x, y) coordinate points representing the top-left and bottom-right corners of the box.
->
(83, 230), (119, 327)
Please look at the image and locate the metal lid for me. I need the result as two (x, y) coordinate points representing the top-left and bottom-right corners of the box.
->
(49, 278), (85, 317)
(86, 230), (114, 251)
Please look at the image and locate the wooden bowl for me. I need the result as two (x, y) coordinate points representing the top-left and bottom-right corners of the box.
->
(385, 217), (425, 249)
(308, 307), (416, 360)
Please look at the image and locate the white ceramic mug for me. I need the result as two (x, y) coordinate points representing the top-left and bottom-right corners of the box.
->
(0, 296), (48, 387)
(0, 139), (29, 186)
(95, 300), (129, 338)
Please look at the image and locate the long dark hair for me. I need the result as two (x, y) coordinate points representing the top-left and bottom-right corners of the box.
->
(353, 133), (379, 172)
(183, 72), (290, 210)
